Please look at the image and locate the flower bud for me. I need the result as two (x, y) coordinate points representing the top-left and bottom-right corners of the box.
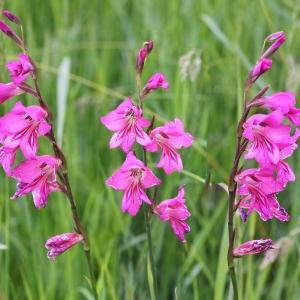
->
(233, 239), (273, 257)
(136, 40), (154, 74)
(0, 20), (24, 48)
(251, 58), (272, 78)
(2, 10), (21, 25)
(45, 233), (83, 261)
(262, 31), (286, 58)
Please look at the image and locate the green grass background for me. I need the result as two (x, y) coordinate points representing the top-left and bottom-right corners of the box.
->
(1, 0), (300, 299)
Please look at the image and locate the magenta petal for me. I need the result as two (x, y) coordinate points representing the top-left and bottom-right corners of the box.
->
(106, 151), (160, 216)
(0, 82), (23, 103)
(154, 186), (191, 242)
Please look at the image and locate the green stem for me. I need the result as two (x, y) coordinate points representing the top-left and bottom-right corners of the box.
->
(144, 205), (158, 300)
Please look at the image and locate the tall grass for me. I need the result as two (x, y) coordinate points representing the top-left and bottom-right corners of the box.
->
(0, 0), (300, 299)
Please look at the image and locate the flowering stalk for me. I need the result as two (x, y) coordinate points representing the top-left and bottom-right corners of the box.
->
(101, 41), (192, 299)
(137, 75), (158, 299)
(32, 73), (98, 299)
(227, 31), (293, 299)
(0, 11), (98, 299)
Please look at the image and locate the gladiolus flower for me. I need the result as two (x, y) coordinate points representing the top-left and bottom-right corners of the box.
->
(233, 239), (273, 257)
(45, 233), (83, 261)
(0, 82), (23, 104)
(251, 92), (300, 126)
(106, 151), (161, 216)
(235, 168), (289, 222)
(0, 102), (51, 162)
(11, 155), (61, 209)
(100, 98), (151, 152)
(7, 54), (34, 84)
(145, 118), (193, 174)
(154, 186), (191, 242)
(251, 58), (272, 78)
(136, 40), (154, 74)
(243, 110), (300, 166)
(143, 73), (169, 95)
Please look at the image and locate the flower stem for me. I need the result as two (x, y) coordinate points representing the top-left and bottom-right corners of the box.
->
(144, 204), (158, 300)
(32, 74), (98, 300)
(227, 79), (252, 300)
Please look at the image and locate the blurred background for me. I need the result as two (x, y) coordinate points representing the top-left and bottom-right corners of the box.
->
(0, 0), (300, 299)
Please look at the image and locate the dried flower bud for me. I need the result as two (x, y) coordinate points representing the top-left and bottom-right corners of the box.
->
(233, 239), (273, 258)
(45, 233), (83, 261)
(2, 10), (21, 25)
(0, 20), (24, 48)
(136, 40), (154, 74)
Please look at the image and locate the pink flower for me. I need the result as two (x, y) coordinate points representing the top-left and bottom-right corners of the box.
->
(106, 151), (161, 216)
(154, 186), (191, 242)
(100, 98), (151, 152)
(262, 31), (286, 58)
(233, 239), (273, 257)
(11, 155), (61, 209)
(0, 102), (51, 161)
(144, 73), (169, 93)
(235, 168), (289, 222)
(7, 54), (34, 84)
(0, 82), (23, 104)
(136, 40), (154, 74)
(45, 233), (83, 261)
(251, 58), (272, 78)
(251, 92), (300, 126)
(145, 118), (193, 174)
(243, 110), (300, 166)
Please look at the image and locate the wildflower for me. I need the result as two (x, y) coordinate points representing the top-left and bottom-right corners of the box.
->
(45, 233), (83, 261)
(0, 101), (51, 160)
(7, 54), (34, 84)
(145, 118), (193, 174)
(233, 239), (273, 257)
(106, 151), (160, 216)
(235, 168), (289, 222)
(0, 82), (23, 104)
(154, 186), (191, 242)
(2, 10), (21, 25)
(11, 155), (61, 209)
(142, 73), (169, 96)
(250, 92), (300, 126)
(251, 57), (272, 78)
(136, 40), (154, 74)
(243, 110), (300, 166)
(100, 98), (151, 152)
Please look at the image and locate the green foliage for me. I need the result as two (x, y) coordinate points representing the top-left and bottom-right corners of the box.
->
(1, 0), (300, 299)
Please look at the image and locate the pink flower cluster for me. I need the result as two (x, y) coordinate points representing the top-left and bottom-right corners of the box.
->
(0, 53), (60, 209)
(234, 31), (299, 257)
(101, 41), (193, 242)
(0, 10), (82, 261)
